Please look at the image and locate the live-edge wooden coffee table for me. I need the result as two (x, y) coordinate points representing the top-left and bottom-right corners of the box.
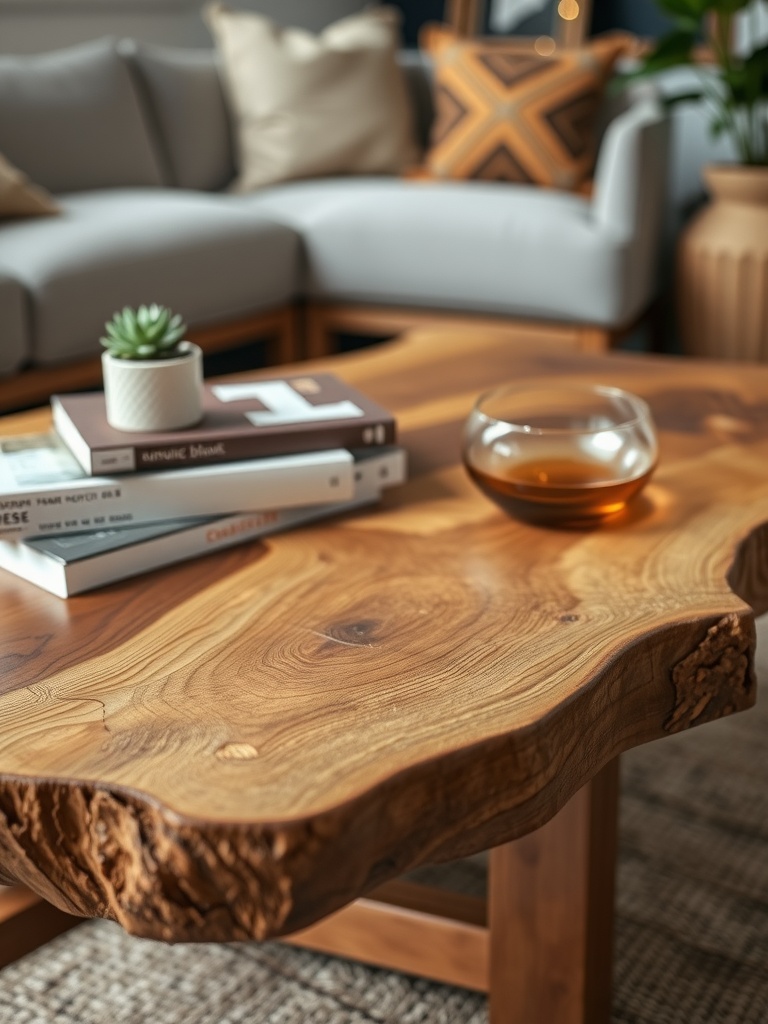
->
(1, 329), (767, 1024)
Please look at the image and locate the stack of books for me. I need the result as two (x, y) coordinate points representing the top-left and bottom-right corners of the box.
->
(0, 372), (407, 597)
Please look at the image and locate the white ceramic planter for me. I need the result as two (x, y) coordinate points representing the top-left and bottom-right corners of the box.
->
(102, 342), (204, 432)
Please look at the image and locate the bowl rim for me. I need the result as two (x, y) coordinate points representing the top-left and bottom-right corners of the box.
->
(470, 382), (654, 437)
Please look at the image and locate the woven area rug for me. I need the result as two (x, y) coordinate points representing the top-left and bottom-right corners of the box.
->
(1, 616), (767, 1024)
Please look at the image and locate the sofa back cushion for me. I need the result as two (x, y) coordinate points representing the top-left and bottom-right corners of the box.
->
(125, 42), (237, 192)
(0, 38), (165, 194)
(125, 40), (433, 192)
(419, 25), (633, 191)
(204, 3), (419, 191)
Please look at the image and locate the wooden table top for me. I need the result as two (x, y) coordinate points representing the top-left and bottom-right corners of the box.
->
(1, 328), (766, 942)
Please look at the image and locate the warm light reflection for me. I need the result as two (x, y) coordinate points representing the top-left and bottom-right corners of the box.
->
(557, 0), (580, 20)
(534, 35), (556, 56)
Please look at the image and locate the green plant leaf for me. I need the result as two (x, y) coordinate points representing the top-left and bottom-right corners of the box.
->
(710, 0), (752, 13)
(656, 0), (708, 20)
(709, 112), (730, 136)
(661, 88), (706, 108)
(744, 43), (768, 101)
(722, 65), (750, 104)
(628, 29), (697, 77)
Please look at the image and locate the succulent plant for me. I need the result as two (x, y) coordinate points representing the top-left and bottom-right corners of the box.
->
(101, 304), (188, 360)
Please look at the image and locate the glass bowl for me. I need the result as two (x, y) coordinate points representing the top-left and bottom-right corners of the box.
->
(462, 382), (658, 527)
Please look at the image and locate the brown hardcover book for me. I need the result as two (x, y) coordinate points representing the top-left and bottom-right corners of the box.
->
(52, 373), (396, 474)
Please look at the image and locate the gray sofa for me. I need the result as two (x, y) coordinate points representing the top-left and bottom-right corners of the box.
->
(0, 34), (669, 410)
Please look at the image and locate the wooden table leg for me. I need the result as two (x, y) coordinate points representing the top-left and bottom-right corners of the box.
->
(488, 758), (620, 1024)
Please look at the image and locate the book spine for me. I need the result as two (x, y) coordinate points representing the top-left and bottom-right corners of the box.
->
(71, 498), (382, 595)
(1, 446), (408, 596)
(89, 422), (397, 474)
(9, 497), (373, 598)
(0, 449), (355, 539)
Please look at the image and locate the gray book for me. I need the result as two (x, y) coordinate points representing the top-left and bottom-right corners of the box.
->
(0, 447), (407, 597)
(0, 432), (357, 540)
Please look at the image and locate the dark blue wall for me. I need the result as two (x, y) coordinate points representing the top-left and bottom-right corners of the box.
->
(590, 0), (673, 36)
(391, 0), (671, 46)
(389, 0), (444, 46)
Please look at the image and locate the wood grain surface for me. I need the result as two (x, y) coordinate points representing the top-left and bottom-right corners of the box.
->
(0, 328), (765, 942)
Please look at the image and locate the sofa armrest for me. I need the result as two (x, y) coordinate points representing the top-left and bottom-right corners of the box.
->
(592, 87), (670, 240)
(591, 91), (670, 323)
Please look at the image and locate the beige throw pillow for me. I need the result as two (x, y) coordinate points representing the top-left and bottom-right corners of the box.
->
(205, 4), (418, 191)
(0, 151), (60, 218)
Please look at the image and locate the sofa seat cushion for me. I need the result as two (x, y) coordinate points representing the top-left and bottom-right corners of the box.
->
(0, 273), (30, 376)
(240, 178), (632, 327)
(1, 189), (301, 366)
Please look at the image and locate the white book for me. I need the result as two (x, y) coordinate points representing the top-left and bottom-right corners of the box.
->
(0, 432), (356, 539)
(0, 446), (407, 598)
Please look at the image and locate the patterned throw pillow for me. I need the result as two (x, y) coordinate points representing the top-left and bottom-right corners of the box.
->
(419, 26), (634, 190)
(0, 152), (59, 219)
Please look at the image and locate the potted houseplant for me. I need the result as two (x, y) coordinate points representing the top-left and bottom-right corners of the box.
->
(633, 0), (768, 360)
(100, 304), (204, 431)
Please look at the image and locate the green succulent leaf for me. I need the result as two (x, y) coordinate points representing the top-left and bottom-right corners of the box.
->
(101, 304), (188, 360)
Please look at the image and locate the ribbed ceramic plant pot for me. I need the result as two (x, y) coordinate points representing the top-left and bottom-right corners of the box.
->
(102, 342), (204, 432)
(678, 164), (768, 361)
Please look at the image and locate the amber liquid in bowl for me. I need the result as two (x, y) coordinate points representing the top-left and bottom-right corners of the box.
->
(464, 383), (659, 527)
(465, 455), (655, 527)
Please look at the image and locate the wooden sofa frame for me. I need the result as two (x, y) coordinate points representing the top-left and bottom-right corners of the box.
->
(0, 307), (299, 416)
(0, 302), (636, 415)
